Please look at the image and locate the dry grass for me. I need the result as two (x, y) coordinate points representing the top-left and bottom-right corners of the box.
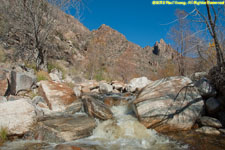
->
(36, 71), (51, 82)
(0, 46), (6, 62)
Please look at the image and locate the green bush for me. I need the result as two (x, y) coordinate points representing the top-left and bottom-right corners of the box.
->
(0, 127), (8, 144)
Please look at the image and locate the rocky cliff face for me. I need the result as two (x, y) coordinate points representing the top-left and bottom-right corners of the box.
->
(153, 39), (179, 60)
(81, 24), (182, 81)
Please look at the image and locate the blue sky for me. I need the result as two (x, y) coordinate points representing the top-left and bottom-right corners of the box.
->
(72, 0), (204, 47)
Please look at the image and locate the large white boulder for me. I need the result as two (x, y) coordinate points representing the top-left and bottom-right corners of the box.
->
(125, 77), (151, 92)
(0, 99), (37, 135)
(133, 76), (204, 132)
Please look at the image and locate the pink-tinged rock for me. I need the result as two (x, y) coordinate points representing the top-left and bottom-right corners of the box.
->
(79, 80), (99, 90)
(0, 99), (36, 135)
(82, 95), (113, 120)
(133, 76), (204, 132)
(111, 80), (125, 91)
(38, 81), (77, 111)
(0, 70), (8, 96)
(81, 87), (91, 93)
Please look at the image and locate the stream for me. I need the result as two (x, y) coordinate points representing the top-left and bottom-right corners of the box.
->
(64, 105), (188, 150)
(1, 93), (225, 150)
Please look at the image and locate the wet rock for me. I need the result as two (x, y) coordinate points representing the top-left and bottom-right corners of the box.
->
(55, 144), (91, 150)
(104, 97), (128, 107)
(0, 70), (9, 96)
(125, 77), (151, 93)
(1, 140), (51, 150)
(64, 100), (83, 114)
(83, 95), (113, 120)
(196, 126), (220, 135)
(73, 85), (82, 97)
(99, 82), (113, 93)
(206, 97), (220, 114)
(200, 116), (222, 128)
(38, 81), (77, 111)
(33, 114), (96, 143)
(0, 99), (37, 135)
(194, 78), (217, 98)
(133, 76), (204, 132)
(10, 71), (36, 95)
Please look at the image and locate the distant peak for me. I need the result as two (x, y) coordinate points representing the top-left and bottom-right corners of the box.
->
(154, 39), (166, 47)
(98, 24), (111, 30)
(159, 39), (166, 44)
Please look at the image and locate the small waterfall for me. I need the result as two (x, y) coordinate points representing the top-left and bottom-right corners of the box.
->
(70, 104), (188, 150)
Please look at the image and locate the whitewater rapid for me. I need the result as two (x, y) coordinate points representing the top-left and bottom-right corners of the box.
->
(68, 104), (188, 150)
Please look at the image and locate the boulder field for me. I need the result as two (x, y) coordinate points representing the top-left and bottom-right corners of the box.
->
(0, 67), (225, 149)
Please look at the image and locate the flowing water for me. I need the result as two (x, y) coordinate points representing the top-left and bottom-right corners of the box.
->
(65, 104), (188, 150)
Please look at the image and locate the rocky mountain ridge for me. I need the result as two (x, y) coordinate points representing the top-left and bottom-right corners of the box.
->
(0, 8), (188, 81)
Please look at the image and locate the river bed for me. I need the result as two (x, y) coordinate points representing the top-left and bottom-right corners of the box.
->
(1, 94), (225, 150)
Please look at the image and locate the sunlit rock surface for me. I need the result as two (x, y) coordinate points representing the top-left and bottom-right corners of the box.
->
(133, 76), (204, 132)
(0, 99), (36, 135)
(38, 80), (77, 111)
